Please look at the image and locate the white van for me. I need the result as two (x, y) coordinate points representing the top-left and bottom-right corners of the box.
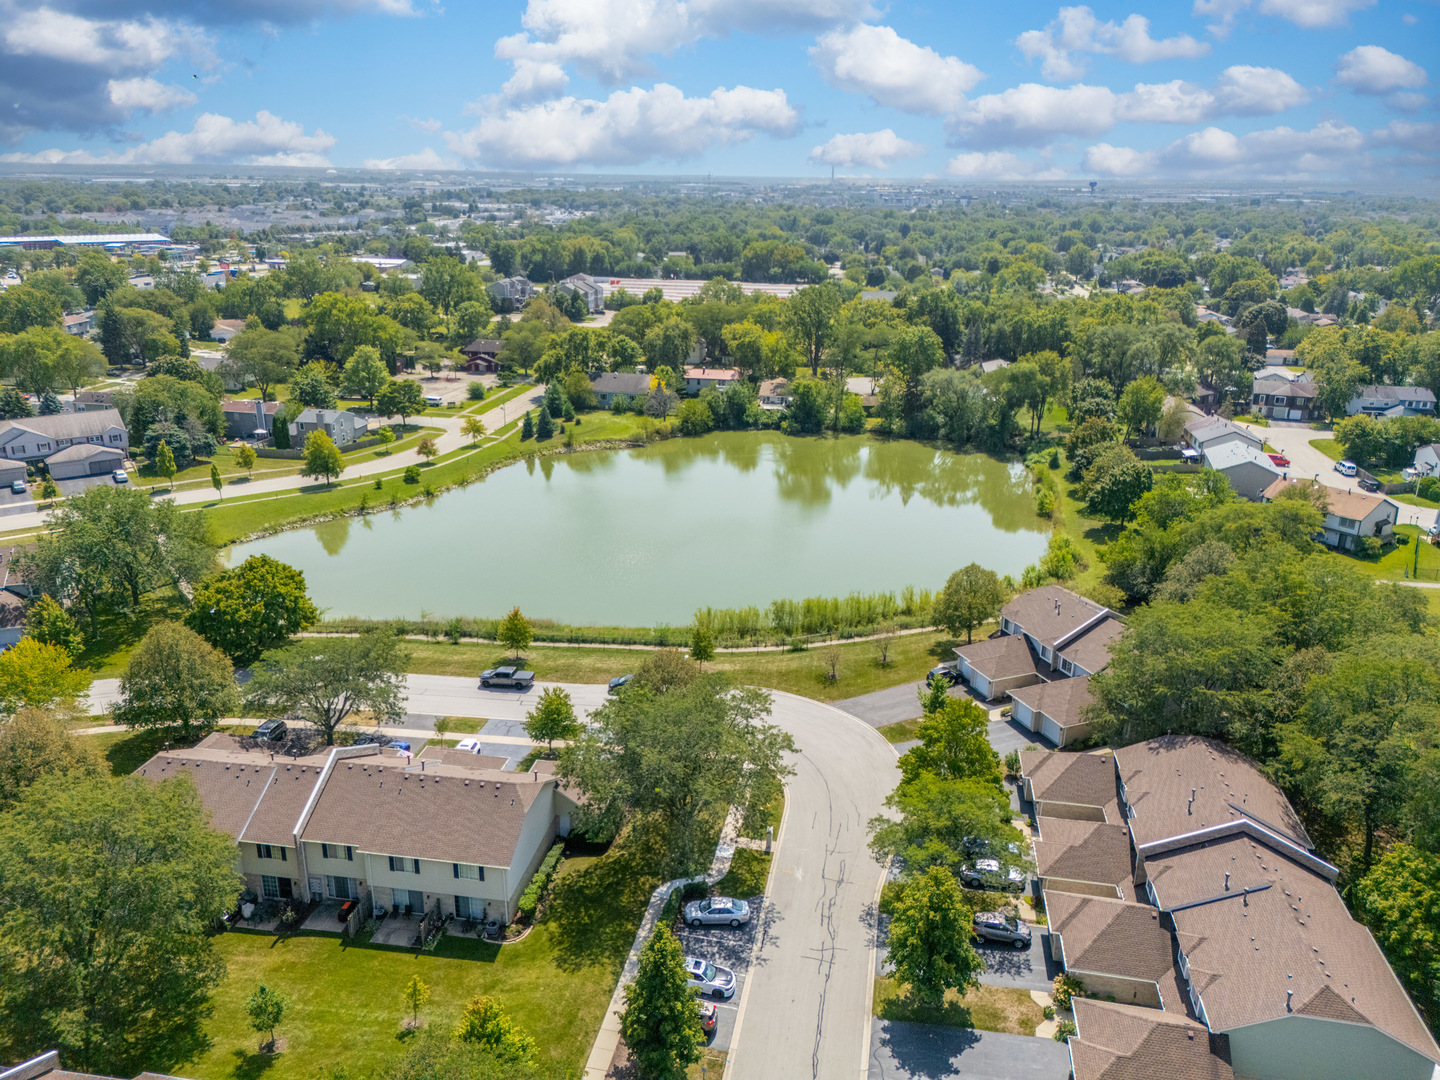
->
(425, 395), (443, 407)
(1335, 459), (1358, 477)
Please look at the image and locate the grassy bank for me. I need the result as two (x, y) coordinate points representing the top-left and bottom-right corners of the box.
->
(872, 976), (1045, 1036)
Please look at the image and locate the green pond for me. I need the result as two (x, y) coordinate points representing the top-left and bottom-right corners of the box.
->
(228, 432), (1051, 626)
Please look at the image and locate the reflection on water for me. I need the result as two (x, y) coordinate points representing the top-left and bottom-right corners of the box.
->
(229, 432), (1051, 625)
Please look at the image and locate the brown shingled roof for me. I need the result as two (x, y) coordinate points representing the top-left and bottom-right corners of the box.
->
(1010, 676), (1096, 732)
(135, 752), (274, 840)
(1020, 750), (1120, 822)
(1033, 816), (1133, 898)
(239, 760), (327, 847)
(1114, 736), (1310, 851)
(1069, 999), (1234, 1080)
(1059, 619), (1126, 675)
(953, 634), (1044, 682)
(1145, 833), (1440, 1064)
(1260, 477), (1397, 524)
(300, 761), (553, 869)
(1001, 585), (1113, 650)
(1046, 892), (1177, 987)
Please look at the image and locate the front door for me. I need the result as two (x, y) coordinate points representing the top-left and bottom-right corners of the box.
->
(405, 890), (424, 913)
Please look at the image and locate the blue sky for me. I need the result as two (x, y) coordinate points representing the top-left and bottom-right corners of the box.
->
(0, 0), (1435, 183)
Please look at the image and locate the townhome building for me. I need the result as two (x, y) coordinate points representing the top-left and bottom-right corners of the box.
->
(1346, 385), (1436, 417)
(288, 408), (370, 447)
(1249, 374), (1318, 422)
(1260, 478), (1396, 551)
(1019, 738), (1440, 1080)
(136, 733), (575, 926)
(0, 409), (129, 479)
(1183, 416), (1264, 455)
(556, 274), (605, 314)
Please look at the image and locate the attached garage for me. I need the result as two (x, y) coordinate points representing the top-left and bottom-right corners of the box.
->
(46, 443), (124, 480)
(0, 460), (25, 485)
(1042, 714), (1065, 745)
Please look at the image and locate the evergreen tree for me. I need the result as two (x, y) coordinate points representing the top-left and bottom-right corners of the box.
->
(520, 412), (535, 440)
(620, 925), (705, 1080)
(535, 404), (555, 440)
(272, 414), (291, 449)
(0, 388), (33, 418)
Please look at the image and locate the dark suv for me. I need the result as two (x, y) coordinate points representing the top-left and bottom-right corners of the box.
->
(252, 719), (287, 743)
(973, 910), (1032, 948)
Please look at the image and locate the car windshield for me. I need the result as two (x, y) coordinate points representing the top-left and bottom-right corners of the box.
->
(700, 962), (716, 981)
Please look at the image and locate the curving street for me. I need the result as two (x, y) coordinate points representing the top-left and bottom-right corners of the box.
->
(726, 691), (900, 1080)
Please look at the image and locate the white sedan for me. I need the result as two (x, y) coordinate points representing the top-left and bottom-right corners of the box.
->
(684, 896), (750, 927)
(684, 956), (736, 1000)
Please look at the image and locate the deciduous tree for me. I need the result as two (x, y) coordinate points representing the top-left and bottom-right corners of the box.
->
(620, 925), (705, 1080)
(0, 638), (89, 719)
(933, 563), (1006, 644)
(245, 632), (409, 744)
(496, 606), (533, 658)
(886, 866), (982, 1008)
(185, 554), (319, 666)
(301, 429), (344, 487)
(0, 707), (103, 810)
(246, 985), (285, 1051)
(112, 622), (238, 738)
(897, 697), (1002, 787)
(525, 687), (580, 751)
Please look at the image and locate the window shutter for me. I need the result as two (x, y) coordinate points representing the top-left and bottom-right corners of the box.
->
(478, 866), (485, 881)
(280, 848), (287, 862)
(346, 846), (354, 861)
(413, 859), (420, 874)
(453, 863), (459, 879)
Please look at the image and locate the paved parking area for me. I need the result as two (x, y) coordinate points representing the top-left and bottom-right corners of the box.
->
(834, 682), (979, 728)
(675, 901), (767, 1054)
(973, 929), (1060, 992)
(869, 1020), (1071, 1080)
(987, 717), (1049, 758)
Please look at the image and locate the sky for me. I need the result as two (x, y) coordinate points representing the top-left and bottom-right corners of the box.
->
(0, 0), (1435, 183)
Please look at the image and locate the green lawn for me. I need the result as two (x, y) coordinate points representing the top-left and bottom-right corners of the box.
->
(1311, 438), (1344, 461)
(398, 629), (955, 704)
(1342, 525), (1440, 583)
(171, 837), (660, 1080)
(877, 718), (922, 744)
(872, 976), (1045, 1036)
(711, 849), (771, 899)
(467, 384), (532, 415)
(1392, 492), (1440, 510)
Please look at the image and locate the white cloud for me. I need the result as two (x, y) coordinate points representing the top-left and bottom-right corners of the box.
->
(1335, 46), (1428, 94)
(1116, 65), (1308, 122)
(810, 24), (982, 114)
(106, 76), (197, 113)
(0, 111), (337, 166)
(1017, 6), (1208, 80)
(1193, 0), (1374, 36)
(948, 83), (1118, 147)
(3, 6), (212, 70)
(809, 129), (923, 169)
(501, 58), (571, 102)
(1388, 92), (1429, 113)
(362, 147), (455, 170)
(443, 83), (798, 168)
(496, 0), (873, 85)
(1084, 119), (1369, 179)
(1371, 120), (1440, 153)
(945, 151), (1066, 181)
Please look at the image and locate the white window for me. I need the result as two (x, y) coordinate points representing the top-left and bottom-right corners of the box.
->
(261, 875), (281, 899)
(388, 856), (419, 873)
(453, 863), (481, 881)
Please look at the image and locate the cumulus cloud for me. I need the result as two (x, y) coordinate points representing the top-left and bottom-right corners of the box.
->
(1117, 66), (1309, 122)
(443, 83), (798, 168)
(947, 83), (1118, 147)
(496, 0), (873, 86)
(1193, 0), (1374, 37)
(1371, 120), (1440, 154)
(945, 151), (1066, 181)
(362, 147), (455, 170)
(1017, 6), (1208, 80)
(810, 24), (982, 114)
(106, 76), (197, 113)
(1335, 46), (1428, 94)
(1083, 119), (1368, 179)
(0, 110), (336, 166)
(809, 130), (923, 169)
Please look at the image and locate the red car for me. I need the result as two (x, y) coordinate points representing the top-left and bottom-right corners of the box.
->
(1268, 453), (1291, 468)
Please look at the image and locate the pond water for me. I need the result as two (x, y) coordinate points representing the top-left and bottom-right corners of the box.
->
(227, 432), (1050, 626)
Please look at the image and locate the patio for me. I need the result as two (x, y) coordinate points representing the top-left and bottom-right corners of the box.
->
(370, 910), (423, 947)
(301, 900), (350, 934)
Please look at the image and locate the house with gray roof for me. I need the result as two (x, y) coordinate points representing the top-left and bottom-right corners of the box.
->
(1250, 374), (1319, 421)
(1183, 416), (1263, 455)
(1346, 385), (1436, 418)
(556, 273), (605, 314)
(288, 408), (369, 447)
(590, 371), (652, 407)
(1201, 442), (1283, 501)
(0, 409), (128, 470)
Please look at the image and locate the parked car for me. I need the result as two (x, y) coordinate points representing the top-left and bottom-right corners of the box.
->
(959, 858), (1026, 893)
(252, 719), (288, 743)
(480, 666), (535, 688)
(425, 395), (443, 407)
(926, 664), (960, 687)
(9, 480), (24, 494)
(112, 469), (129, 483)
(699, 1001), (718, 1037)
(455, 738), (481, 753)
(684, 957), (737, 1000)
(1428, 523), (1440, 540)
(1358, 477), (1381, 492)
(685, 896), (751, 927)
(973, 910), (1032, 949)
(1335, 459), (1358, 476)
(1267, 453), (1291, 467)
(608, 674), (634, 694)
(353, 733), (412, 752)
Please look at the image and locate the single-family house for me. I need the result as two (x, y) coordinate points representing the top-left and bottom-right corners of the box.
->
(1250, 374), (1319, 421)
(222, 398), (282, 439)
(0, 409), (128, 472)
(210, 319), (247, 343)
(1183, 416), (1263, 455)
(0, 547), (30, 649)
(683, 367), (741, 395)
(978, 358), (1011, 375)
(1260, 477), (1397, 551)
(590, 371), (652, 408)
(72, 390), (115, 412)
(289, 408), (369, 447)
(62, 310), (96, 336)
(487, 276), (534, 310)
(1020, 737), (1440, 1080)
(136, 733), (576, 925)
(556, 274), (605, 314)
(1346, 385), (1437, 418)
(758, 378), (792, 409)
(459, 339), (503, 374)
(1413, 443), (1440, 477)
(1201, 442), (1282, 501)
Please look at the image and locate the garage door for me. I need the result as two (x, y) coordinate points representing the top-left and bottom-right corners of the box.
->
(1289, 409), (1303, 421)
(89, 458), (114, 475)
(1042, 714), (1064, 746)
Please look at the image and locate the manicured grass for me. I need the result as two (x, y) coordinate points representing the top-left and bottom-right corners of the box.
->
(399, 630), (953, 703)
(872, 976), (1044, 1036)
(1392, 492), (1440, 510)
(435, 717), (481, 735)
(173, 836), (663, 1080)
(711, 849), (771, 900)
(877, 718), (922, 744)
(1342, 525), (1440, 582)
(71, 593), (192, 678)
(740, 788), (784, 840)
(468, 384), (532, 415)
(1311, 438), (1345, 462)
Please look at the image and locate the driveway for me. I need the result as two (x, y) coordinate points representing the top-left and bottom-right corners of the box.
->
(972, 930), (1060, 992)
(833, 682), (976, 729)
(676, 903), (767, 1055)
(726, 691), (900, 1080)
(869, 1020), (1071, 1080)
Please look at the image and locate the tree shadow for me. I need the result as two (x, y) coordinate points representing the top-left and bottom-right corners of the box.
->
(875, 1020), (983, 1080)
(231, 1047), (278, 1080)
(546, 834), (665, 974)
(1082, 523), (1124, 545)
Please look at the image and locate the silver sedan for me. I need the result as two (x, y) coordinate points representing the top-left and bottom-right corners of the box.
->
(684, 896), (751, 927)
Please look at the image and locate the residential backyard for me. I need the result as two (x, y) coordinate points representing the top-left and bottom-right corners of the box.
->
(174, 839), (663, 1080)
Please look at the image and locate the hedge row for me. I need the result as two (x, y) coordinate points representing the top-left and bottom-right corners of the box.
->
(515, 840), (566, 920)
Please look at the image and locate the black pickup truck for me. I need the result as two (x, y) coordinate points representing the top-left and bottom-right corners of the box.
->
(480, 665), (536, 689)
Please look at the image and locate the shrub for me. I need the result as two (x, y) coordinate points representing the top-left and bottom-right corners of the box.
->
(467, 383), (486, 401)
(1047, 448), (1061, 469)
(1003, 749), (1021, 780)
(1052, 973), (1084, 1010)
(403, 464), (422, 484)
(1053, 1019), (1077, 1042)
(1419, 475), (1439, 501)
(1035, 487), (1055, 518)
(1353, 535), (1382, 559)
(515, 841), (565, 920)
(1042, 1004), (1055, 1020)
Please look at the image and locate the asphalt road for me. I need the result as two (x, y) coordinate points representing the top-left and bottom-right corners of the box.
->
(726, 691), (900, 1080)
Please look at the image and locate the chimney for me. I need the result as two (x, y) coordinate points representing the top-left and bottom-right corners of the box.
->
(1286, 990), (1294, 1012)
(1188, 788), (1196, 815)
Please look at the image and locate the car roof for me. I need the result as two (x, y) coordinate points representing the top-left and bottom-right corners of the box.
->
(684, 957), (706, 973)
(976, 858), (1000, 871)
